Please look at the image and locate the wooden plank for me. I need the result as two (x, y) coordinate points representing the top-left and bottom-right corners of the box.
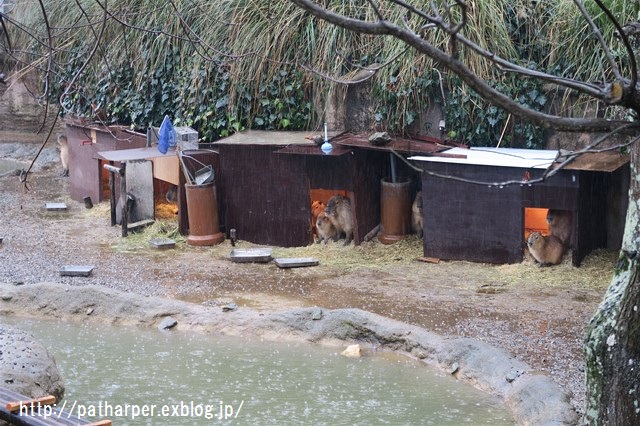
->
(336, 133), (446, 155)
(6, 396), (56, 412)
(416, 257), (440, 264)
(0, 387), (99, 425)
(562, 151), (629, 172)
(127, 219), (155, 231)
(151, 154), (179, 185)
(213, 130), (315, 146)
(274, 144), (352, 156)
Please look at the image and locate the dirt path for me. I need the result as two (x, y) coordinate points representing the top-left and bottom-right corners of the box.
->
(0, 163), (615, 420)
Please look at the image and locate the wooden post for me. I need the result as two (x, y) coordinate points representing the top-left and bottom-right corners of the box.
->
(109, 161), (116, 226)
(120, 162), (127, 237)
(178, 157), (188, 235)
(103, 163), (126, 236)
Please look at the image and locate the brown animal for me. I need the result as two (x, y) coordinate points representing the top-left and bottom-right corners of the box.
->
(57, 134), (69, 177)
(527, 232), (565, 266)
(324, 194), (353, 245)
(311, 200), (325, 225)
(411, 190), (423, 238)
(546, 209), (572, 246)
(165, 185), (178, 203)
(315, 212), (338, 244)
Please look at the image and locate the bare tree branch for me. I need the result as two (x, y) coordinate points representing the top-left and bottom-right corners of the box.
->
(289, 0), (638, 133)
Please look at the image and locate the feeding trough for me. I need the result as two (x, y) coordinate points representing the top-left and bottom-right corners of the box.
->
(45, 202), (68, 211)
(273, 257), (319, 268)
(230, 248), (273, 263)
(59, 265), (94, 277)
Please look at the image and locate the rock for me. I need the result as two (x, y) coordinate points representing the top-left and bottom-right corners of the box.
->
(311, 308), (323, 320)
(0, 325), (65, 401)
(341, 344), (362, 358)
(86, 307), (94, 315)
(158, 317), (177, 330)
(414, 350), (427, 359)
(506, 369), (524, 383)
(222, 303), (237, 312)
(450, 362), (460, 375)
(368, 132), (392, 146)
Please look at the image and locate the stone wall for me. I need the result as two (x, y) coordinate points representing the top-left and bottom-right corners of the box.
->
(0, 76), (62, 143)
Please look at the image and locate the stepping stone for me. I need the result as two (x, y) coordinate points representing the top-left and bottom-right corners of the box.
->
(149, 239), (176, 249)
(45, 202), (67, 211)
(59, 265), (94, 277)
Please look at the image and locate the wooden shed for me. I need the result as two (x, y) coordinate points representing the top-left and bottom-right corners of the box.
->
(410, 147), (630, 266)
(66, 119), (221, 237)
(214, 130), (443, 247)
(65, 120), (147, 203)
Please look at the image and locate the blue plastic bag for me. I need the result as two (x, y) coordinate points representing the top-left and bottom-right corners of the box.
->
(157, 115), (176, 154)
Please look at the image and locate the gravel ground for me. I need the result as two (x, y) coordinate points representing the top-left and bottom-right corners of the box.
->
(0, 143), (617, 422)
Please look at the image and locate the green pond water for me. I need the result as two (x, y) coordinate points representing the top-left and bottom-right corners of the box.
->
(2, 318), (514, 425)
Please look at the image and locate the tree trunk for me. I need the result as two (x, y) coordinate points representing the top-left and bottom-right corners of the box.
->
(584, 141), (640, 425)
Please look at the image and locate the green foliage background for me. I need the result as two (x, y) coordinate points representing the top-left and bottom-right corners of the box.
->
(3, 0), (638, 146)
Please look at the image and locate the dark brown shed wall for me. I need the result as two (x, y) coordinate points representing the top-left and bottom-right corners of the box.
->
(422, 161), (626, 265)
(305, 149), (399, 243)
(422, 163), (524, 264)
(218, 144), (310, 247)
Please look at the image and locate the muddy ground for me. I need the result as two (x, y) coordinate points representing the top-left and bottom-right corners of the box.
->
(0, 141), (617, 420)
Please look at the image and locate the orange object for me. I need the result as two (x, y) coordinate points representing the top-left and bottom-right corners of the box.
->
(6, 395), (56, 412)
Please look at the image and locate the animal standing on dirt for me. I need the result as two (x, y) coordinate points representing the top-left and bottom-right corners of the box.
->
(315, 212), (338, 243)
(324, 194), (353, 245)
(57, 134), (69, 177)
(411, 190), (423, 238)
(546, 209), (572, 246)
(527, 232), (565, 266)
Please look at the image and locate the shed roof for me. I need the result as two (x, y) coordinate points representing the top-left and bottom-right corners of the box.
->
(409, 147), (629, 172)
(97, 146), (176, 162)
(213, 130), (320, 146)
(336, 133), (450, 156)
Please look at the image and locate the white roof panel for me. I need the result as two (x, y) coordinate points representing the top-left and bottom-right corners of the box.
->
(409, 147), (559, 169)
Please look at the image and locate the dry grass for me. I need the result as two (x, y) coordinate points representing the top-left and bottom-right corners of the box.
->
(80, 202), (186, 253)
(496, 249), (617, 290)
(81, 201), (111, 218)
(84, 198), (616, 290)
(270, 235), (425, 269)
(108, 219), (186, 253)
(155, 202), (179, 220)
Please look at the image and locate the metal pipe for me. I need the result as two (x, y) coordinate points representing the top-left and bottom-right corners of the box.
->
(390, 152), (397, 183)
